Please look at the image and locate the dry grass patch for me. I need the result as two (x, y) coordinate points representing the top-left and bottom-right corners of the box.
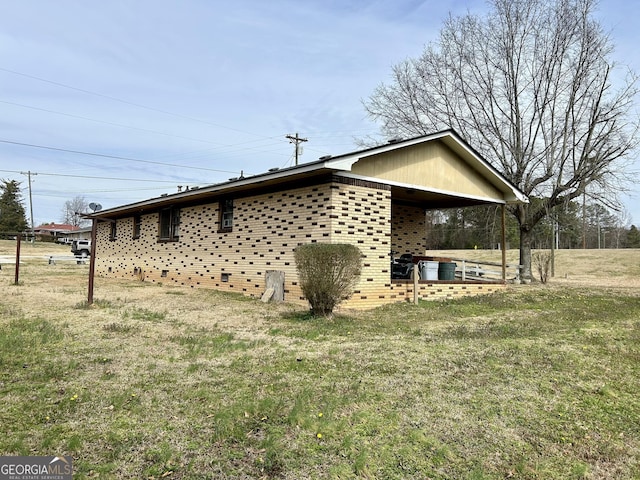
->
(1, 241), (640, 478)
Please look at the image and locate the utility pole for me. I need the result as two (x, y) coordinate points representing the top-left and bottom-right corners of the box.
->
(285, 133), (308, 166)
(20, 171), (37, 243)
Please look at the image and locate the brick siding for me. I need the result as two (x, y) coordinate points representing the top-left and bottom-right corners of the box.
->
(391, 203), (427, 255)
(95, 177), (503, 309)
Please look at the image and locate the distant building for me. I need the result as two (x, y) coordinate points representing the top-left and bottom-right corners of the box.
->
(66, 228), (93, 242)
(34, 223), (80, 242)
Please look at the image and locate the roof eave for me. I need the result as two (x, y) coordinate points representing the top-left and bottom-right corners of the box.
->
(87, 161), (335, 218)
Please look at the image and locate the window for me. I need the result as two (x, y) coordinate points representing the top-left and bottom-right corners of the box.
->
(133, 214), (141, 239)
(219, 199), (233, 232)
(109, 220), (117, 241)
(159, 207), (180, 242)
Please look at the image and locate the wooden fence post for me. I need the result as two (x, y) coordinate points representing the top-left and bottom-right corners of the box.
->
(413, 265), (419, 304)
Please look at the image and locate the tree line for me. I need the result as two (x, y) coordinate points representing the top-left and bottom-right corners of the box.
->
(425, 203), (640, 250)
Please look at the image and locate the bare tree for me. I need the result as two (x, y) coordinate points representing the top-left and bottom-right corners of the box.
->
(364, 0), (638, 279)
(61, 196), (90, 227)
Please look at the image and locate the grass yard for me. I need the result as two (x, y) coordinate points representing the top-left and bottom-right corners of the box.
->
(1, 241), (639, 479)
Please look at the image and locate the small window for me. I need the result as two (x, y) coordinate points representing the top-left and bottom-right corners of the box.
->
(159, 208), (180, 242)
(219, 199), (233, 232)
(109, 221), (117, 241)
(133, 214), (141, 239)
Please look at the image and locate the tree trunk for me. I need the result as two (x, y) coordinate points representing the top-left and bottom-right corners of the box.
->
(519, 227), (533, 283)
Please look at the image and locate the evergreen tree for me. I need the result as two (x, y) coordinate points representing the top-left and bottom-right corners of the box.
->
(0, 179), (28, 235)
(626, 225), (640, 248)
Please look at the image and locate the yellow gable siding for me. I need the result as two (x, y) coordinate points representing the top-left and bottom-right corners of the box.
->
(351, 141), (504, 201)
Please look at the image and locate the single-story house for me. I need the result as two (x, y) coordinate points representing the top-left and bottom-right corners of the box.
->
(66, 227), (93, 242)
(88, 130), (527, 309)
(34, 223), (79, 242)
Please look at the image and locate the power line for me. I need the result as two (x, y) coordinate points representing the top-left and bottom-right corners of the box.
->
(0, 69), (385, 166)
(1, 99), (295, 161)
(0, 69), (380, 163)
(33, 187), (168, 197)
(0, 99), (229, 146)
(152, 139), (289, 163)
(0, 102), (294, 166)
(0, 139), (241, 174)
(0, 67), (274, 139)
(37, 172), (185, 183)
(0, 169), (193, 184)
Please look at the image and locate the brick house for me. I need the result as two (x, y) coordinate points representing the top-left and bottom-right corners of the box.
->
(34, 223), (79, 242)
(89, 130), (527, 309)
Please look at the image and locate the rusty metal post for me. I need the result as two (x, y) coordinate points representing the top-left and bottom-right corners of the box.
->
(87, 218), (97, 305)
(14, 234), (21, 285)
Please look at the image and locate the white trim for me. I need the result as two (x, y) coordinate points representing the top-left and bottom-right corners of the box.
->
(334, 172), (507, 205)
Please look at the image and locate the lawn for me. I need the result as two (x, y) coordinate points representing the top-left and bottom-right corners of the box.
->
(1, 241), (639, 479)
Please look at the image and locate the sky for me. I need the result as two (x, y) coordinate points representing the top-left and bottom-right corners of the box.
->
(1, 0), (639, 228)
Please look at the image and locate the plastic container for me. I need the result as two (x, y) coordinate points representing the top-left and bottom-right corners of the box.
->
(438, 262), (457, 280)
(420, 261), (439, 280)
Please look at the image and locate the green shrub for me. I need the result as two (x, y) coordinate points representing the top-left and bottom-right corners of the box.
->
(294, 243), (362, 316)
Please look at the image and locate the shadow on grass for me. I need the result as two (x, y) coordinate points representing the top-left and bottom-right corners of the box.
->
(274, 310), (357, 340)
(279, 310), (355, 323)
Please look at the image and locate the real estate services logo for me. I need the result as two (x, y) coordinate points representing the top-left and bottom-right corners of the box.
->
(0, 456), (72, 480)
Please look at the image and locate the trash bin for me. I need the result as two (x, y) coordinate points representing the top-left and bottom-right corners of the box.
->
(438, 261), (457, 280)
(420, 261), (439, 280)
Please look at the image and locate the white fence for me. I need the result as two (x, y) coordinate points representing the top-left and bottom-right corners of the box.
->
(449, 257), (522, 283)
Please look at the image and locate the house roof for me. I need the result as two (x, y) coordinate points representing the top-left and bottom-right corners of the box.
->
(90, 129), (528, 219)
(34, 223), (80, 233)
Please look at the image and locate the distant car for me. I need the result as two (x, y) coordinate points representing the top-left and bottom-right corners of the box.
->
(71, 239), (91, 257)
(56, 237), (73, 245)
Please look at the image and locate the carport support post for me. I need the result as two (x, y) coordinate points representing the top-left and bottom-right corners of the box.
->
(87, 218), (97, 305)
